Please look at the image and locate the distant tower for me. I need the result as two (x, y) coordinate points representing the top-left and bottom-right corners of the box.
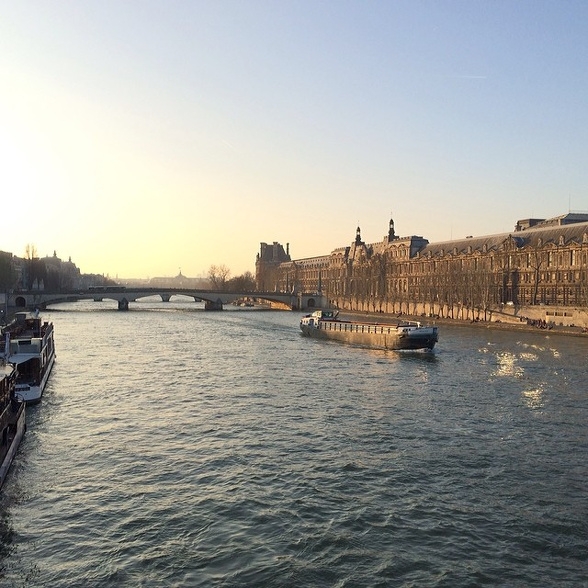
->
(355, 226), (362, 245)
(388, 215), (396, 241)
(255, 240), (291, 290)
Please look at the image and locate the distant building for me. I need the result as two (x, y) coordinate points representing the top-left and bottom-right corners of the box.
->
(43, 251), (82, 290)
(255, 242), (291, 291)
(122, 271), (209, 289)
(0, 249), (104, 292)
(0, 251), (14, 290)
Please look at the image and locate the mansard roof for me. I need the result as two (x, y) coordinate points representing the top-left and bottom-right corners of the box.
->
(421, 221), (588, 257)
(516, 221), (588, 246)
(535, 212), (588, 226)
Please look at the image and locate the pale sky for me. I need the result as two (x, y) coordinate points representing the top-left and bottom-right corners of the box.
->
(1, 1), (587, 278)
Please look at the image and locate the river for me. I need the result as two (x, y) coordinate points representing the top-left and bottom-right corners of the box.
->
(0, 299), (587, 587)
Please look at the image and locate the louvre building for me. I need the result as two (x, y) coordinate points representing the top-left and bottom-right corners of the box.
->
(256, 213), (588, 327)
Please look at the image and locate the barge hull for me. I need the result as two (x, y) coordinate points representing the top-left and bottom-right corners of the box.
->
(0, 403), (25, 489)
(300, 324), (438, 351)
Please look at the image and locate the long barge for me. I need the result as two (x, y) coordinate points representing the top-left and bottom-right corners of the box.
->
(300, 310), (439, 351)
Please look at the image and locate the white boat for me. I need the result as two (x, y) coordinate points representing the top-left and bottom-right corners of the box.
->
(2, 311), (56, 403)
(0, 361), (26, 489)
(300, 309), (439, 351)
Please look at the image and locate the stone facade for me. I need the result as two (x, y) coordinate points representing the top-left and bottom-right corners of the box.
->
(255, 241), (291, 291)
(256, 213), (588, 326)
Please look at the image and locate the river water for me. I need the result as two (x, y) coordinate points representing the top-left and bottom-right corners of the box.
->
(0, 299), (586, 587)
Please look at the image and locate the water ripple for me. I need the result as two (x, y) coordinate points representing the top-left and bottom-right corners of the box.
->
(0, 305), (587, 586)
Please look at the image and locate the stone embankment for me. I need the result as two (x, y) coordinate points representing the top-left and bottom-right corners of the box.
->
(337, 310), (588, 339)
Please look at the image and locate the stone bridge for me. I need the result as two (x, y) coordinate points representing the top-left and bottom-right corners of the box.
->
(6, 288), (327, 312)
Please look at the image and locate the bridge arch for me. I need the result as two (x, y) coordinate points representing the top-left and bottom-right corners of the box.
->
(14, 296), (27, 308)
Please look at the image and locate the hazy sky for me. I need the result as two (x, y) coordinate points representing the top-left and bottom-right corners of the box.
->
(1, 1), (587, 278)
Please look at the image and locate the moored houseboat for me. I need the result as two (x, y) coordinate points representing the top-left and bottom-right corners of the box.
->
(300, 310), (439, 351)
(0, 362), (26, 489)
(1, 311), (56, 403)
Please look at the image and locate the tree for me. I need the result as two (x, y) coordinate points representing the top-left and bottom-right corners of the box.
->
(529, 245), (546, 305)
(226, 271), (256, 292)
(208, 265), (231, 290)
(24, 244), (38, 260)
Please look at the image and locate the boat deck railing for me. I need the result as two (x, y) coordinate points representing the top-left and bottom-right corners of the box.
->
(318, 321), (420, 335)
